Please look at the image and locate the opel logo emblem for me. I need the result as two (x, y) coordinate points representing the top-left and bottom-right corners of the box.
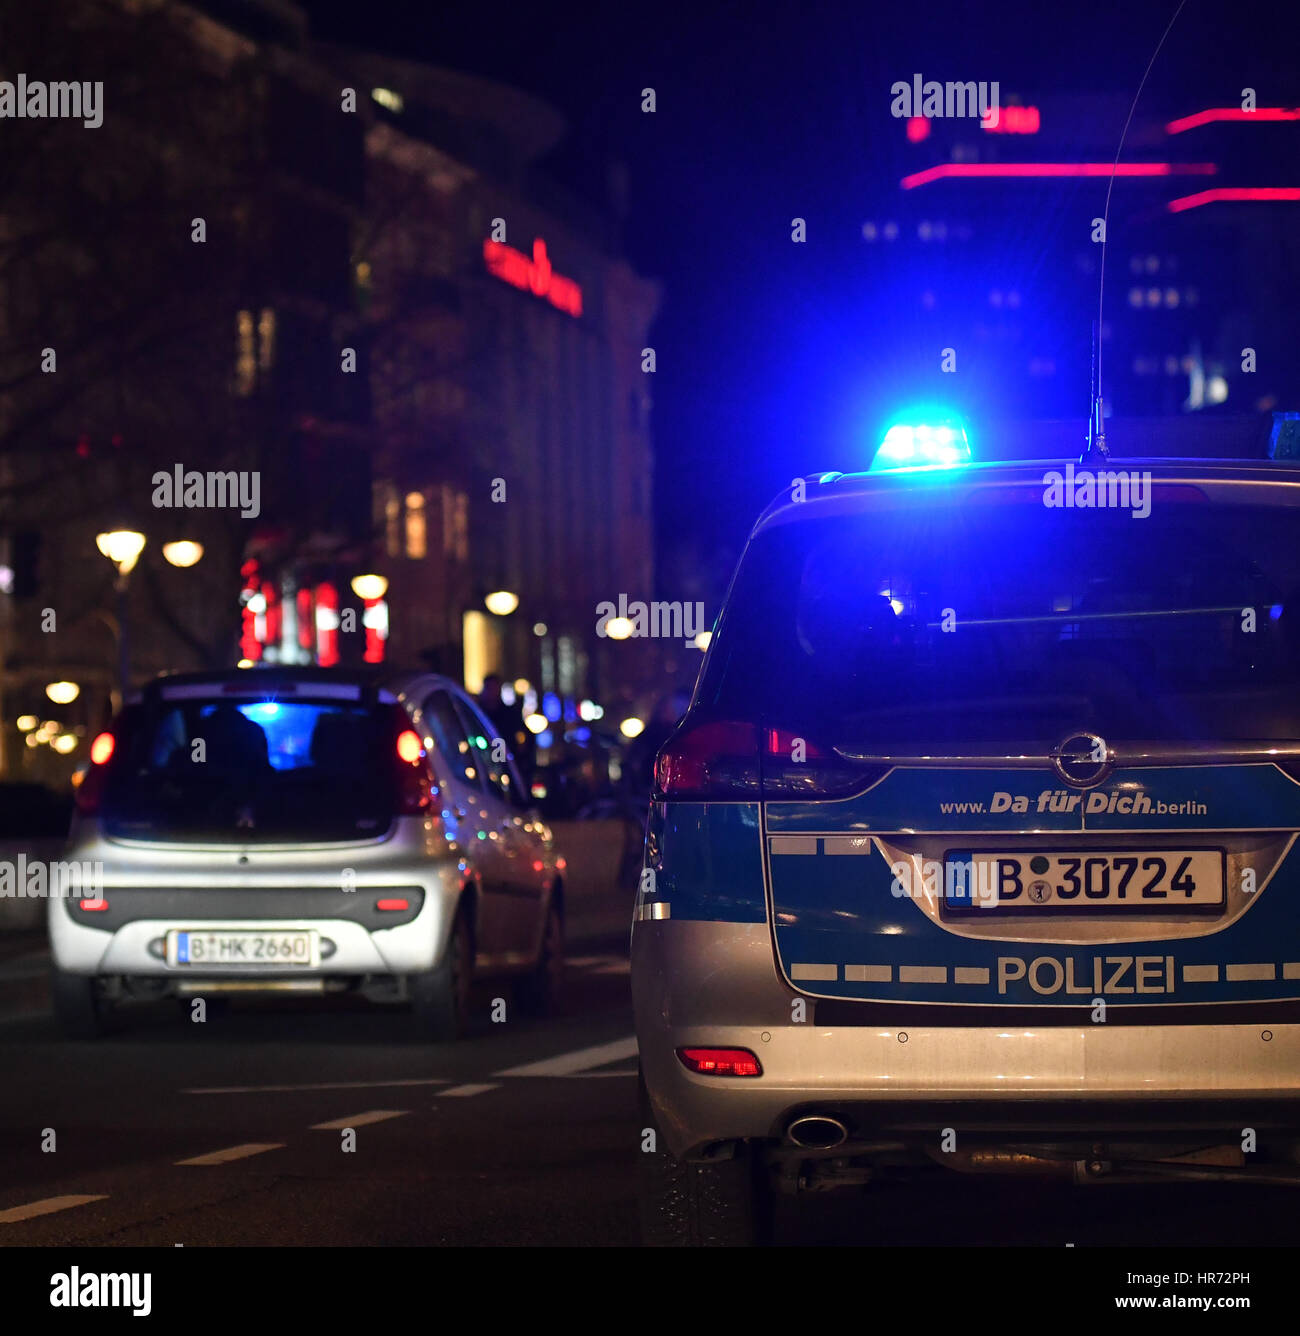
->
(1051, 732), (1111, 789)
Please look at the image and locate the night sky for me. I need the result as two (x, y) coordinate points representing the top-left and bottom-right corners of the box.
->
(297, 0), (1298, 582)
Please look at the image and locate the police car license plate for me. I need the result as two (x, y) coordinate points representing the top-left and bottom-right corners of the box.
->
(166, 930), (319, 966)
(945, 850), (1225, 911)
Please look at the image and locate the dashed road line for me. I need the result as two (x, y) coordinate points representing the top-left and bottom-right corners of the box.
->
(439, 1083), (501, 1097)
(495, 1036), (638, 1078)
(183, 1078), (450, 1095)
(310, 1109), (408, 1130)
(176, 1142), (285, 1166)
(0, 1193), (108, 1224)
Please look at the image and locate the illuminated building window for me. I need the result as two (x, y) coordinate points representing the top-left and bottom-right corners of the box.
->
(405, 490), (427, 559)
(440, 485), (468, 562)
(381, 483), (402, 558)
(257, 308), (276, 371)
(235, 310), (255, 396)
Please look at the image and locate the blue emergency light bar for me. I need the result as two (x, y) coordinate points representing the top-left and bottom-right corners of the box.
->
(871, 419), (972, 471)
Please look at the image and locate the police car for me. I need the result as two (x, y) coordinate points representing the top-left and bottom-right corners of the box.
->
(632, 418), (1300, 1244)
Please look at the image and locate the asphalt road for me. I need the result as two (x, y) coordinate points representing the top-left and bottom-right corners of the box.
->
(2, 933), (1300, 1250)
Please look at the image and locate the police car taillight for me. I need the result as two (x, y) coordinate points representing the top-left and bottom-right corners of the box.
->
(654, 718), (881, 801)
(677, 1047), (762, 1077)
(654, 720), (761, 800)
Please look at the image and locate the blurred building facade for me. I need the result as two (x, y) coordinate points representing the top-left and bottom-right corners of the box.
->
(865, 90), (1300, 432)
(0, 0), (660, 780)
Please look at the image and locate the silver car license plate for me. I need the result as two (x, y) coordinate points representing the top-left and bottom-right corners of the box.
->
(166, 929), (320, 966)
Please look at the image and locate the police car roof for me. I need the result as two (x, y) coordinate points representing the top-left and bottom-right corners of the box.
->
(754, 456), (1300, 536)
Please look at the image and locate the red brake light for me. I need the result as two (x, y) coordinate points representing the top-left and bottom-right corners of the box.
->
(375, 897), (409, 911)
(393, 725), (434, 814)
(677, 1047), (763, 1078)
(76, 732), (118, 814)
(79, 898), (109, 912)
(654, 718), (877, 801)
(654, 720), (760, 799)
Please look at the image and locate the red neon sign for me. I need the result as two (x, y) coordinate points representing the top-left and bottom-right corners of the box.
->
(982, 105), (1040, 134)
(239, 559), (261, 663)
(1167, 187), (1300, 213)
(314, 581), (339, 667)
(1166, 107), (1300, 135)
(483, 238), (583, 317)
(901, 162), (1217, 189)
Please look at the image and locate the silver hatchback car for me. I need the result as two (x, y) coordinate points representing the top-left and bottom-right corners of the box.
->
(50, 667), (564, 1039)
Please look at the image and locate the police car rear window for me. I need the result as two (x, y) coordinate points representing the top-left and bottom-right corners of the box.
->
(699, 497), (1300, 748)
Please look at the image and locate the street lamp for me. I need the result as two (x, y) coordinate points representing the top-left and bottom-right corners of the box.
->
(485, 590), (518, 616)
(162, 540), (204, 568)
(350, 573), (388, 601)
(95, 529), (146, 576)
(45, 681), (80, 705)
(95, 528), (145, 707)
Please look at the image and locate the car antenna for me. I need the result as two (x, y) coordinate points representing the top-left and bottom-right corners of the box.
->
(1085, 0), (1189, 465)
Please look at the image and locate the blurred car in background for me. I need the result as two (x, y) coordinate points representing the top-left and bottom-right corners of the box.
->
(50, 667), (564, 1039)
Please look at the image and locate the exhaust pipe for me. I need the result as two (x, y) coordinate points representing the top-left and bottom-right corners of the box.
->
(786, 1115), (848, 1150)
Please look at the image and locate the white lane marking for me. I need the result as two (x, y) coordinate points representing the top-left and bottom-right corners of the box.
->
(183, 1078), (450, 1095)
(0, 1193), (108, 1224)
(563, 1067), (638, 1080)
(495, 1036), (638, 1078)
(1226, 963), (1275, 982)
(176, 1142), (285, 1166)
(439, 1083), (500, 1097)
(310, 1109), (408, 1131)
(1183, 964), (1220, 983)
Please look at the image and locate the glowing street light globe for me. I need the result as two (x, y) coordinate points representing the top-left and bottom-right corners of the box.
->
(45, 681), (80, 705)
(96, 529), (146, 574)
(351, 573), (389, 601)
(524, 712), (548, 734)
(620, 717), (646, 739)
(485, 590), (519, 616)
(606, 616), (634, 641)
(162, 541), (204, 568)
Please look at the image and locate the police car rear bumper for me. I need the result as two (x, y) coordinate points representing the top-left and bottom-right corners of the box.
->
(633, 921), (1300, 1159)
